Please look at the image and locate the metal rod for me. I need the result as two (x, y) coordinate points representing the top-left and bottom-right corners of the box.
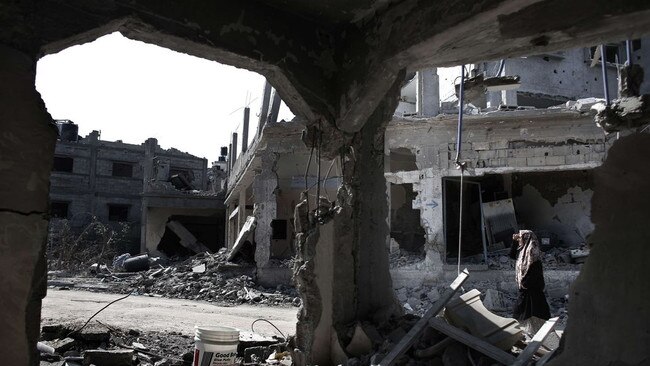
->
(600, 45), (610, 106)
(626, 40), (633, 66)
(455, 65), (465, 163)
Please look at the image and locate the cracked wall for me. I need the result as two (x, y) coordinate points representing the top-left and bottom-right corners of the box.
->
(385, 111), (608, 276)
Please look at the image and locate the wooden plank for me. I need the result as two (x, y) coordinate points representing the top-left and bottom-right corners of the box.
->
(227, 216), (256, 261)
(428, 318), (516, 365)
(511, 317), (559, 366)
(535, 348), (557, 366)
(378, 269), (469, 366)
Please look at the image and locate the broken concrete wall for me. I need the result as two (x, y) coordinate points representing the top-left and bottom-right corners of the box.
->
(512, 170), (595, 246)
(385, 111), (609, 274)
(549, 133), (650, 366)
(0, 44), (58, 366)
(143, 207), (221, 255)
(253, 152), (279, 268)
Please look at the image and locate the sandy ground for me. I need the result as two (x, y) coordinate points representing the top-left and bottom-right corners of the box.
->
(42, 289), (299, 337)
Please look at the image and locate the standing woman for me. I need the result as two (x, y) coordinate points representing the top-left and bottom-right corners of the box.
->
(510, 230), (551, 330)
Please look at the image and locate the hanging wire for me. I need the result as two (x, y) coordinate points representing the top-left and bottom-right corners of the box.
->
(315, 121), (322, 217)
(455, 64), (467, 276)
(600, 45), (610, 106)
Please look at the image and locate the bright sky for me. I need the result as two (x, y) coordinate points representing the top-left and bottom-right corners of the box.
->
(36, 32), (294, 163)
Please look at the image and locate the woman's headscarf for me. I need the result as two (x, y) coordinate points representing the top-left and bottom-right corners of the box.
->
(515, 230), (542, 289)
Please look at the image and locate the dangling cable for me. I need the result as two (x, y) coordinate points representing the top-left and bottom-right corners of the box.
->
(455, 65), (467, 276)
(316, 122), (322, 218)
(600, 45), (610, 106)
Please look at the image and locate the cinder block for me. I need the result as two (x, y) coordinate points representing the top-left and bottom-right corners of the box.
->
(545, 156), (566, 165)
(516, 148), (535, 158)
(593, 144), (606, 153)
(565, 154), (586, 165)
(472, 141), (491, 151)
(532, 147), (551, 157)
(508, 157), (527, 167)
(526, 157), (545, 166)
(552, 145), (571, 156)
(478, 150), (497, 160)
(586, 153), (604, 163)
(572, 145), (590, 155)
(490, 140), (510, 150)
(497, 149), (507, 158)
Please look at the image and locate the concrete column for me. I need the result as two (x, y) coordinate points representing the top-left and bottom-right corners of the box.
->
(268, 88), (281, 124)
(88, 131), (99, 215)
(242, 107), (250, 153)
(253, 152), (278, 267)
(227, 143), (232, 173)
(231, 132), (238, 170)
(258, 81), (272, 134)
(502, 89), (518, 106)
(0, 44), (58, 366)
(416, 68), (440, 117)
(237, 188), (246, 232)
(294, 77), (402, 366)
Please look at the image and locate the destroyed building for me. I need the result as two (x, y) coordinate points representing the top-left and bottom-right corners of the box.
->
(4, 1), (650, 366)
(49, 120), (226, 256)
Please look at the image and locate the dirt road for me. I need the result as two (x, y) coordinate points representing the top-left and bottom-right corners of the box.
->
(42, 289), (298, 337)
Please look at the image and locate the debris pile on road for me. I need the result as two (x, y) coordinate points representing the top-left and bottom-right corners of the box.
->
(39, 321), (288, 366)
(85, 249), (301, 307)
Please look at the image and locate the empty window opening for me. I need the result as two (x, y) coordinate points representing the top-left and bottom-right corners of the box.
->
(589, 44), (621, 64)
(389, 148), (418, 172)
(390, 183), (426, 254)
(52, 156), (74, 172)
(50, 201), (69, 219)
(112, 162), (134, 177)
(108, 204), (130, 222)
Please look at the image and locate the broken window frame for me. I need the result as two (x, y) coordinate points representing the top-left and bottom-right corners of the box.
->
(52, 156), (74, 173)
(107, 204), (130, 222)
(111, 161), (135, 178)
(586, 44), (623, 67)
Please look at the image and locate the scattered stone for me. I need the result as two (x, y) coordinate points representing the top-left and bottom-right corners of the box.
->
(192, 264), (206, 273)
(43, 337), (76, 353)
(426, 289), (440, 303)
(483, 289), (507, 312)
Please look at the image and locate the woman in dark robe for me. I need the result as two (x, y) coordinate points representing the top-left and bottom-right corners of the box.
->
(509, 230), (551, 322)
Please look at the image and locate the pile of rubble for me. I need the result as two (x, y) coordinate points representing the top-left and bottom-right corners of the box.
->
(49, 249), (301, 307)
(39, 321), (288, 366)
(487, 246), (585, 270)
(108, 250), (300, 307)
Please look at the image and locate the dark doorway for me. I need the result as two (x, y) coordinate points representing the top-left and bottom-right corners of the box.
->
(443, 178), (487, 264)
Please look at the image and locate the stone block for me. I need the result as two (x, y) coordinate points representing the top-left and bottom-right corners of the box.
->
(490, 140), (510, 150)
(472, 141), (491, 151)
(508, 157), (527, 167)
(552, 145), (571, 156)
(526, 157), (546, 166)
(426, 288), (441, 303)
(478, 150), (497, 160)
(586, 153), (604, 163)
(593, 144), (606, 153)
(497, 149), (508, 158)
(83, 349), (134, 366)
(545, 156), (566, 165)
(532, 147), (551, 157)
(565, 154), (586, 165)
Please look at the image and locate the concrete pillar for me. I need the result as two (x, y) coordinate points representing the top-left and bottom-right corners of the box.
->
(0, 44), (58, 366)
(231, 132), (238, 169)
(258, 81), (272, 134)
(416, 68), (440, 117)
(268, 88), (281, 124)
(242, 107), (250, 153)
(502, 89), (518, 107)
(550, 133), (650, 366)
(486, 91), (502, 109)
(293, 76), (402, 366)
(87, 131), (99, 215)
(227, 143), (232, 173)
(253, 152), (278, 267)
(237, 188), (246, 232)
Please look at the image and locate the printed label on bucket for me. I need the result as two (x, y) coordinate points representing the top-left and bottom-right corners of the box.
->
(194, 349), (238, 366)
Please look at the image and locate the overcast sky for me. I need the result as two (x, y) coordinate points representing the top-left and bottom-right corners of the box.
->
(36, 32), (294, 163)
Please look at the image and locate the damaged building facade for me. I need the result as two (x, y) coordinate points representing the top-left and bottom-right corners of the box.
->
(49, 120), (226, 256)
(4, 1), (650, 365)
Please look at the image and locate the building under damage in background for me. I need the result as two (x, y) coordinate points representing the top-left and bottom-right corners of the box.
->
(226, 39), (650, 293)
(49, 120), (227, 256)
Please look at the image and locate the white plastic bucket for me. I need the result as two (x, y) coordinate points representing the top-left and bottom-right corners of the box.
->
(193, 325), (239, 366)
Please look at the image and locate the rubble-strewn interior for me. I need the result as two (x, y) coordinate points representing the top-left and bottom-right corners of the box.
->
(2, 1), (650, 366)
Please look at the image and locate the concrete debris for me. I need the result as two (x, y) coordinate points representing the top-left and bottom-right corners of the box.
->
(104, 249), (300, 307)
(482, 289), (508, 312)
(593, 95), (650, 132)
(83, 349), (134, 366)
(571, 97), (605, 112)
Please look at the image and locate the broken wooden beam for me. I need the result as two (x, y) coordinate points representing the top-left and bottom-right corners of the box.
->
(511, 317), (559, 366)
(378, 269), (469, 366)
(428, 318), (516, 365)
